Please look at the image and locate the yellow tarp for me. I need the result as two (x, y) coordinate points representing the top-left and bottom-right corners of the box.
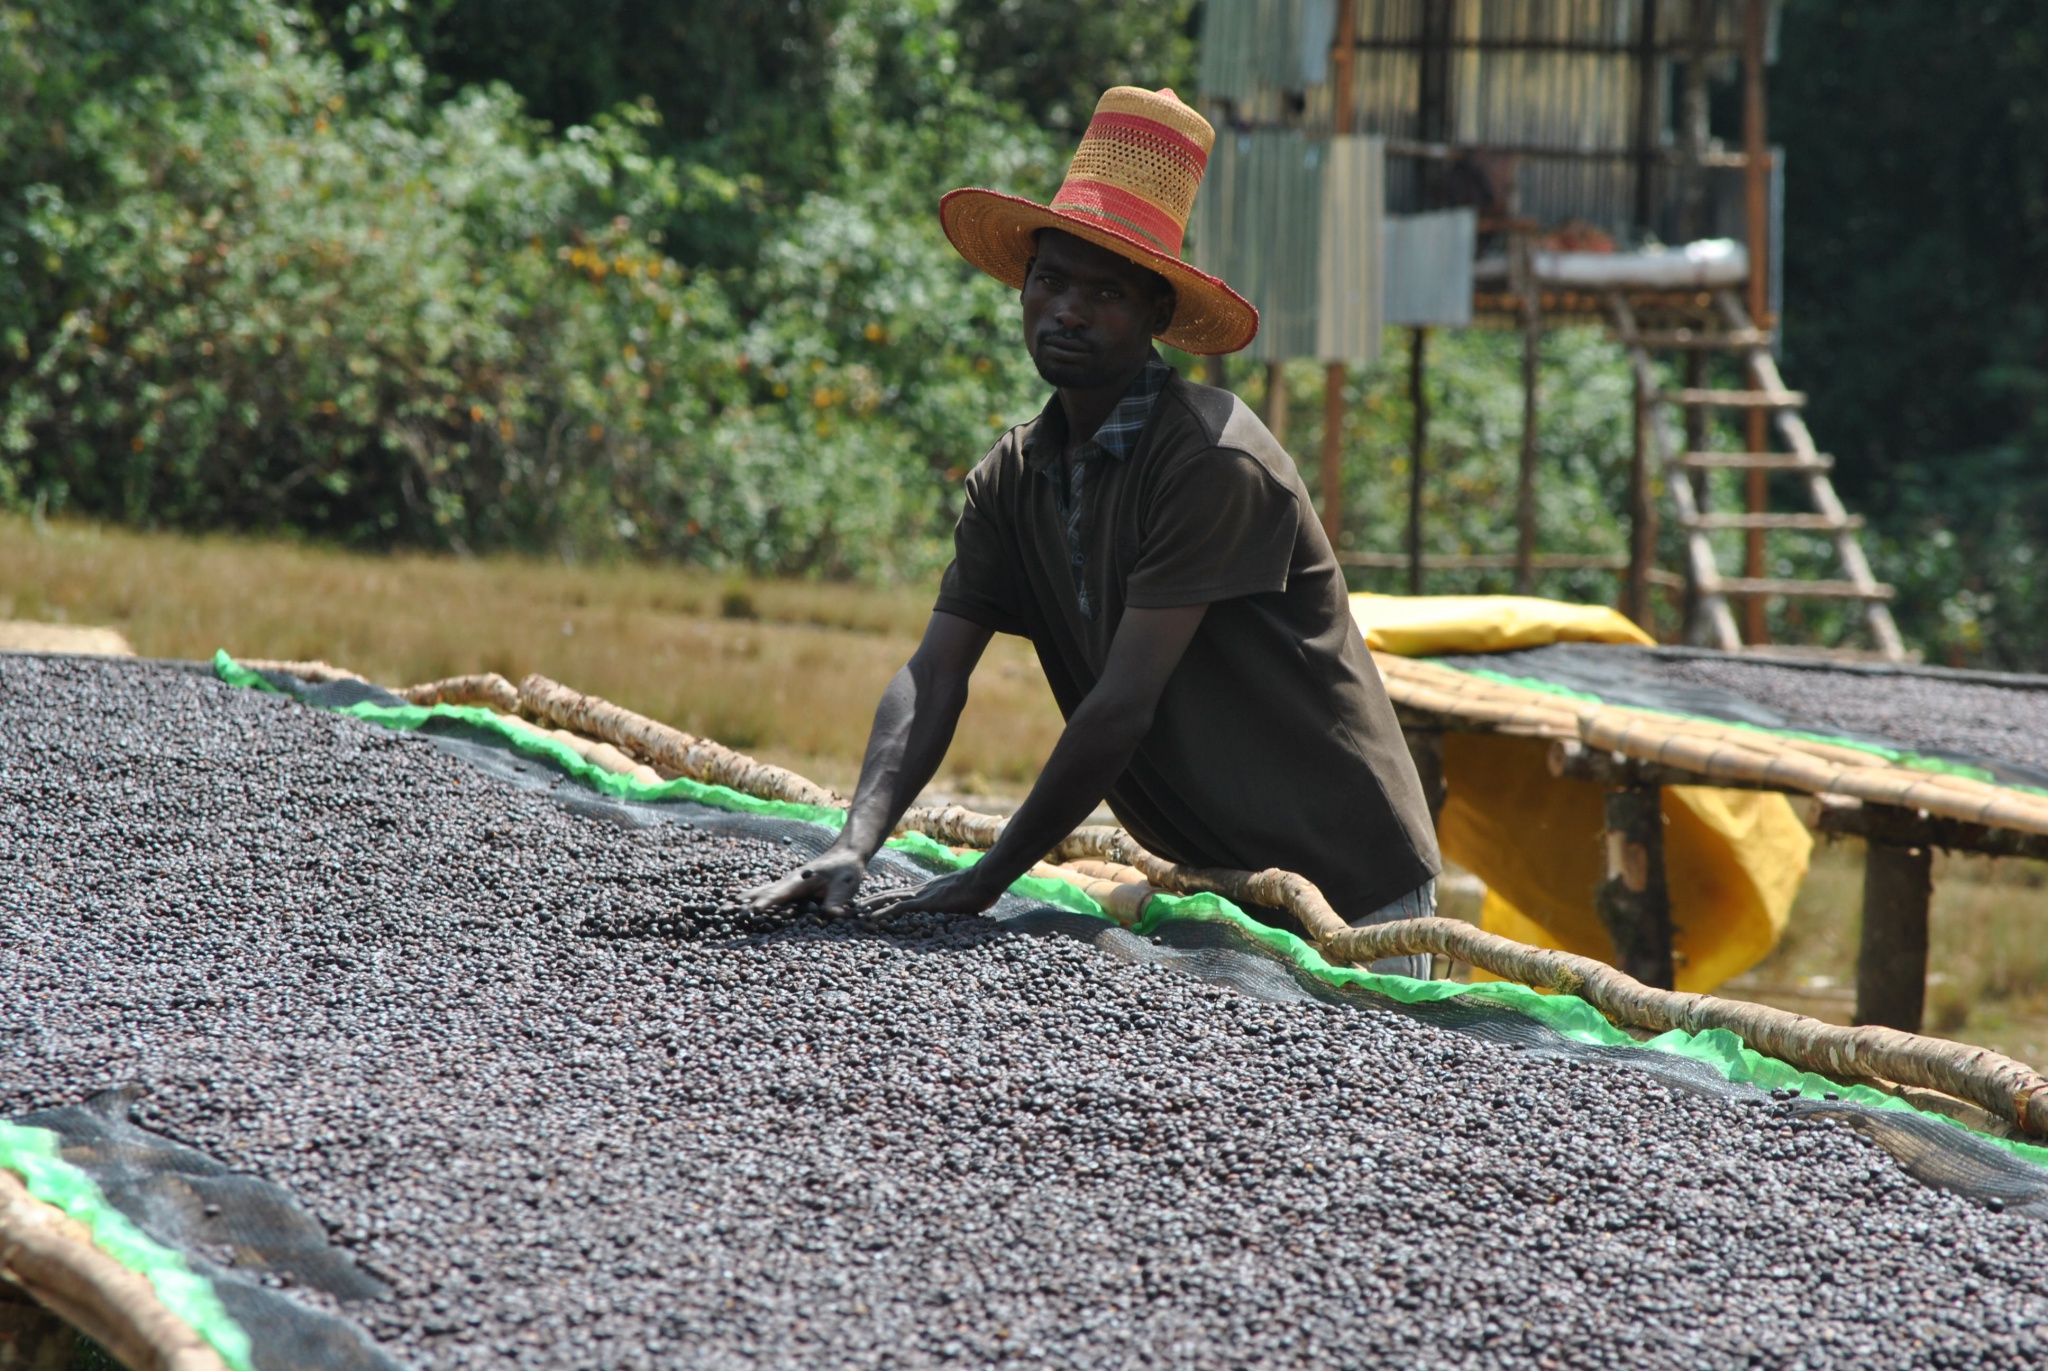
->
(1352, 593), (1809, 992)
(1351, 591), (1654, 655)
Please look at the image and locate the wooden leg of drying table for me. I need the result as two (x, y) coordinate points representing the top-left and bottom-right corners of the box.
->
(0, 1279), (74, 1371)
(1596, 783), (1675, 989)
(1854, 841), (1933, 1032)
(1405, 729), (1446, 832)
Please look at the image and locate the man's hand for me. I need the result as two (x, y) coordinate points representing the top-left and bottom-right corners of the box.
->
(742, 846), (869, 915)
(859, 865), (1005, 919)
(734, 612), (992, 917)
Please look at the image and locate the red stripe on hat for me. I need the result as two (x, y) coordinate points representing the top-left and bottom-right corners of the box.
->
(1083, 112), (1210, 173)
(1052, 179), (1186, 255)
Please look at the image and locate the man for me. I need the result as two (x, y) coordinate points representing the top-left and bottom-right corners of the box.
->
(746, 87), (1440, 972)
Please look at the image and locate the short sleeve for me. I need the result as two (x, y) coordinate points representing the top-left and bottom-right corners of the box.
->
(933, 451), (1029, 635)
(1123, 449), (1300, 608)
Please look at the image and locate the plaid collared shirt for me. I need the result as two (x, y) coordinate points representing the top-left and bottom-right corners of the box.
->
(1029, 354), (1172, 620)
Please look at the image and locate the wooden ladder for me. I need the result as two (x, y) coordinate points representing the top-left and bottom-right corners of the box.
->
(1608, 291), (1905, 660)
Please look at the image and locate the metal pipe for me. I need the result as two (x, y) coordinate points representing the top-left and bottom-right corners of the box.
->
(1631, 0), (1661, 233)
(1679, 0), (1714, 244)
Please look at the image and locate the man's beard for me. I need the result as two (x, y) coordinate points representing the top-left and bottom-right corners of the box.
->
(1031, 331), (1116, 388)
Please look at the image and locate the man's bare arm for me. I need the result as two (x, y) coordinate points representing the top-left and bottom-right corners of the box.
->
(872, 602), (1207, 916)
(743, 611), (992, 912)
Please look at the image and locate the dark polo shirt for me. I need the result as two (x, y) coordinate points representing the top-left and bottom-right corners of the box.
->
(935, 367), (1441, 919)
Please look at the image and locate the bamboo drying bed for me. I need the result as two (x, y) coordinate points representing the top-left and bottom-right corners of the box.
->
(13, 652), (2048, 1371)
(0, 1170), (229, 1371)
(1374, 654), (2048, 839)
(293, 649), (2048, 838)
(229, 658), (2048, 1142)
(1379, 649), (2048, 1046)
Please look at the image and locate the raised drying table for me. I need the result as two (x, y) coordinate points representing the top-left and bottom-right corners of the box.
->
(1380, 643), (2048, 1030)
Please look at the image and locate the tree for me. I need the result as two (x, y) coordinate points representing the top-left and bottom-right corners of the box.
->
(1776, 1), (2048, 664)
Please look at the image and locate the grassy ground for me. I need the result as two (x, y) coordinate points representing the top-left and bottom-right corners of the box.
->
(8, 513), (2047, 1068)
(1723, 839), (2048, 1069)
(0, 515), (1065, 796)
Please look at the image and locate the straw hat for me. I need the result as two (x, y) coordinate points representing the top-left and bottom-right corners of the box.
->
(939, 87), (1258, 357)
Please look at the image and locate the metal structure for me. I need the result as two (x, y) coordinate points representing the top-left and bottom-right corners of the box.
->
(1206, 0), (1773, 244)
(1194, 133), (1387, 364)
(1197, 0), (1903, 659)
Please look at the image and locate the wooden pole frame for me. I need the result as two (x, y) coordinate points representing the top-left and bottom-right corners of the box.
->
(1630, 0), (1660, 233)
(1625, 362), (1657, 629)
(1319, 0), (1360, 553)
(1741, 0), (1772, 645)
(1416, 0), (1452, 204)
(1320, 372), (1347, 548)
(1678, 0), (1714, 244)
(1515, 242), (1541, 595)
(1596, 783), (1675, 989)
(1265, 361), (1290, 448)
(1680, 349), (1709, 640)
(1406, 327), (1429, 596)
(1855, 841), (1933, 1033)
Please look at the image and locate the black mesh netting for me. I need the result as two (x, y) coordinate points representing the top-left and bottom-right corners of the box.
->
(13, 1088), (400, 1371)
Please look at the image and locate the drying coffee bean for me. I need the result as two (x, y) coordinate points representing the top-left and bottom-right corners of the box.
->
(4, 655), (2045, 1371)
(1664, 657), (2048, 777)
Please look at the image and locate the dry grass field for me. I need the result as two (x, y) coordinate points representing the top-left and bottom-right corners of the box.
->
(1725, 840), (2048, 1070)
(0, 514), (1065, 795)
(6, 513), (2046, 1068)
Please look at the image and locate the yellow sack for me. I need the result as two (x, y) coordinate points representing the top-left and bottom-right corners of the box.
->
(1351, 593), (1809, 992)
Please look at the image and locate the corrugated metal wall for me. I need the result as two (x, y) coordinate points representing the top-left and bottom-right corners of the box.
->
(1384, 209), (1477, 326)
(1201, 0), (1778, 241)
(1199, 0), (1342, 103)
(1191, 134), (1386, 363)
(1193, 132), (1326, 360)
(1317, 137), (1388, 359)
(1191, 141), (1479, 355)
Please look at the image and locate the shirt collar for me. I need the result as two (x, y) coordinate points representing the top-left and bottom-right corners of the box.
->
(1024, 352), (1173, 469)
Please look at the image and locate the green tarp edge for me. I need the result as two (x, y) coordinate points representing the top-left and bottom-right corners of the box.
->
(1448, 660), (2048, 798)
(0, 1122), (257, 1371)
(211, 654), (1111, 919)
(215, 652), (2048, 1175)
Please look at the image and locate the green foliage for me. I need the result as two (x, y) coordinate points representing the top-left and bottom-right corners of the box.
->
(8, 0), (2042, 655)
(306, 0), (846, 267)
(0, 0), (1056, 577)
(1273, 327), (1641, 607)
(303, 0), (1197, 267)
(1777, 1), (2048, 665)
(679, 22), (1060, 577)
(949, 0), (1201, 136)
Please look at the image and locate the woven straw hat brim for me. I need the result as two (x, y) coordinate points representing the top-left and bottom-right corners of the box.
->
(940, 187), (1259, 357)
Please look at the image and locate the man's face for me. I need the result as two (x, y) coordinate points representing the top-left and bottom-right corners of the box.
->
(1021, 230), (1176, 389)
